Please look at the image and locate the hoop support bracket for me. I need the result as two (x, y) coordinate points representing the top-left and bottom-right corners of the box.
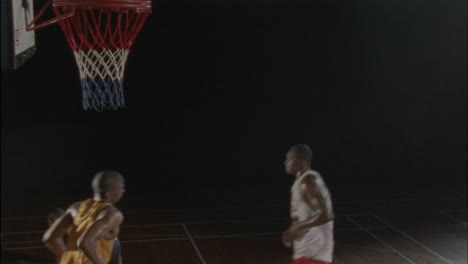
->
(24, 0), (75, 31)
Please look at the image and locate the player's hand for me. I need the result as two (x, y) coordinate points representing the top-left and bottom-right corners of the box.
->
(281, 230), (292, 248)
(288, 224), (305, 240)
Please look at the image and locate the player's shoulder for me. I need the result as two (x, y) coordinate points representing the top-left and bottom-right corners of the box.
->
(96, 207), (124, 227)
(301, 170), (321, 182)
(60, 201), (82, 220)
(99, 204), (119, 214)
(67, 201), (82, 212)
(98, 205), (123, 219)
(309, 170), (322, 177)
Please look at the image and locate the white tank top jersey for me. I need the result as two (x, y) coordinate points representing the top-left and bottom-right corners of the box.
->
(290, 170), (334, 262)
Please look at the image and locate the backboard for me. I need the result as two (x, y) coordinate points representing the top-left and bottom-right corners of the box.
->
(1, 0), (36, 70)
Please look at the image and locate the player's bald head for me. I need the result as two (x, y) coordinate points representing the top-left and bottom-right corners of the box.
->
(92, 170), (124, 194)
(289, 144), (313, 165)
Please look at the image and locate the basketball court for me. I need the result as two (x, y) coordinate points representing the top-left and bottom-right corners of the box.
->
(1, 182), (467, 263)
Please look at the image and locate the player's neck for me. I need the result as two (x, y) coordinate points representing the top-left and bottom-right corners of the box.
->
(295, 167), (311, 179)
(93, 194), (110, 203)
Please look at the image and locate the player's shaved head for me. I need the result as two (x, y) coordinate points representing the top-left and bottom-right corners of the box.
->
(92, 170), (124, 194)
(289, 144), (313, 165)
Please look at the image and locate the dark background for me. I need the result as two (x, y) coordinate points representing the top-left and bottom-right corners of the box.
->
(1, 0), (466, 207)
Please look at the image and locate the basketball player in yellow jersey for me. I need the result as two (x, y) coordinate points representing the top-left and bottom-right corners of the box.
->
(43, 170), (125, 264)
(282, 144), (335, 264)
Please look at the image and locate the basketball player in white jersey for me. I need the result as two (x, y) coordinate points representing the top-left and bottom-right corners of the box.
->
(282, 144), (334, 264)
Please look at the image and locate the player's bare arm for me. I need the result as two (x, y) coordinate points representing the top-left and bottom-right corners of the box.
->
(288, 174), (334, 238)
(42, 202), (81, 259)
(78, 206), (124, 264)
(102, 225), (120, 240)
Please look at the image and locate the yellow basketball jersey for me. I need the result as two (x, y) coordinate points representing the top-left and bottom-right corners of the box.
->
(60, 198), (116, 264)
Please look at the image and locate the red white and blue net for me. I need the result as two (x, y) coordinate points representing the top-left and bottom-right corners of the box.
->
(52, 0), (151, 110)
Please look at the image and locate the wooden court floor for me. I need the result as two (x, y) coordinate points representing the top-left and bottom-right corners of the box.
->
(1, 184), (466, 264)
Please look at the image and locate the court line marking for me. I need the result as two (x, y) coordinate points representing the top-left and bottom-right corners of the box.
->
(122, 213), (369, 227)
(2, 195), (464, 220)
(337, 243), (403, 253)
(121, 196), (461, 212)
(1, 213), (374, 235)
(1, 226), (392, 241)
(1, 245), (45, 250)
(371, 214), (453, 264)
(345, 216), (417, 264)
(439, 210), (468, 226)
(0, 203), (288, 220)
(119, 203), (290, 214)
(121, 237), (188, 242)
(441, 208), (467, 212)
(334, 196), (460, 204)
(0, 217), (290, 235)
(183, 224), (207, 264)
(124, 217), (289, 227)
(337, 243), (457, 259)
(1, 230), (44, 235)
(440, 186), (467, 199)
(0, 227), (395, 249)
(8, 234), (188, 244)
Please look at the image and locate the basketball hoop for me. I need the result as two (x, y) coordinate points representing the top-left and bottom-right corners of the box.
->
(26, 0), (151, 111)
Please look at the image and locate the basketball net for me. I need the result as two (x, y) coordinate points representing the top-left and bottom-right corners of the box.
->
(26, 0), (151, 111)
